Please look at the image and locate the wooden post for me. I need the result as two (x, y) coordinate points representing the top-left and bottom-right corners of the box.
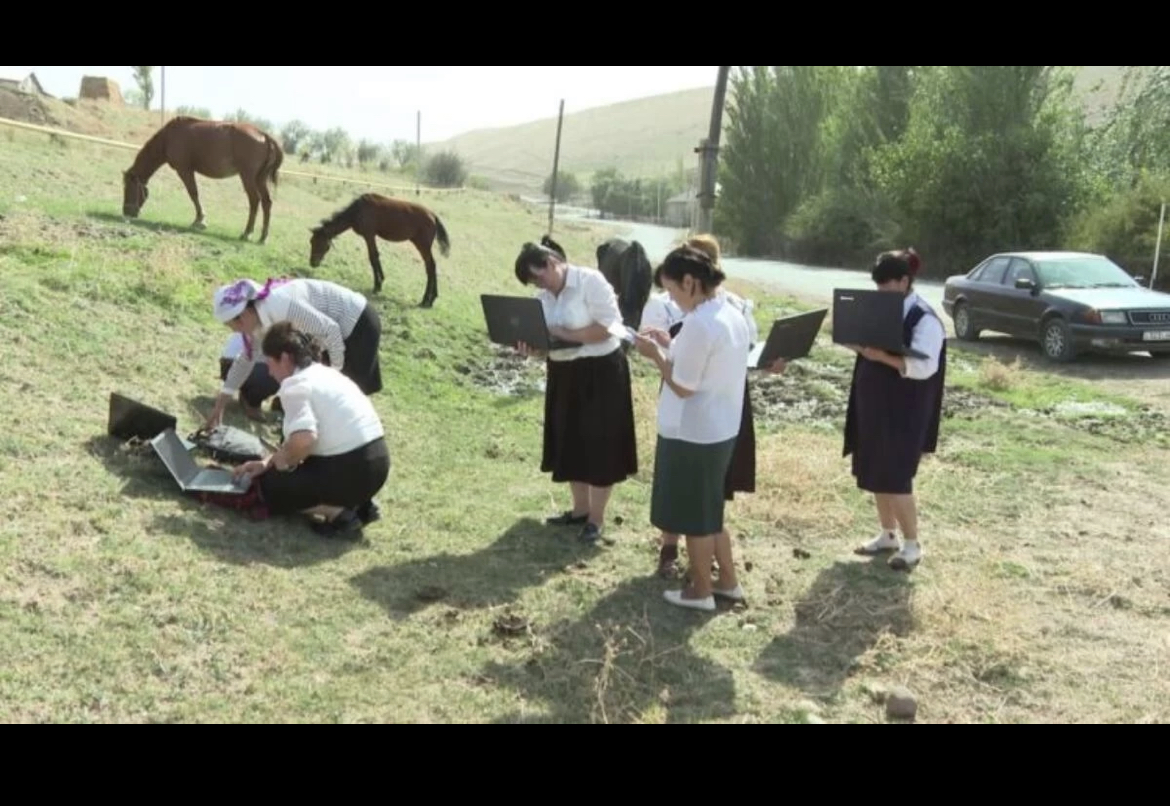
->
(548, 99), (565, 236)
(694, 66), (730, 235)
(1153, 200), (1166, 288)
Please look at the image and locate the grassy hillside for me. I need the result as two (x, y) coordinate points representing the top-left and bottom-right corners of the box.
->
(2, 116), (1169, 723)
(425, 87), (714, 194)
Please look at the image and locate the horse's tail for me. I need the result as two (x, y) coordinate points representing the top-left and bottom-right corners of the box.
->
(433, 214), (451, 257)
(262, 134), (283, 189)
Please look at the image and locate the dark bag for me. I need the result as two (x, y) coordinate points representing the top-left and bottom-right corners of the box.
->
(187, 425), (268, 464)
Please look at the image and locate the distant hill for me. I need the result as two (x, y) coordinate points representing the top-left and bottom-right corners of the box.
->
(424, 86), (715, 194)
(428, 67), (1132, 194)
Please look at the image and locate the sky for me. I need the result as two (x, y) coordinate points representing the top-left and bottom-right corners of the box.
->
(0, 66), (718, 144)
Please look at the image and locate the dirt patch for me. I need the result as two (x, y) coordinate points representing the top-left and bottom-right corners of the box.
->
(0, 211), (139, 243)
(1025, 401), (1169, 445)
(752, 360), (1008, 428)
(458, 344), (546, 397)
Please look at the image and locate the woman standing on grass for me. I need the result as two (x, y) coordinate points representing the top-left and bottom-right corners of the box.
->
(511, 239), (639, 544)
(643, 234), (788, 578)
(632, 244), (750, 610)
(206, 276), (383, 429)
(843, 248), (947, 571)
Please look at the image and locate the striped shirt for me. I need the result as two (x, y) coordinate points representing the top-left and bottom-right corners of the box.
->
(221, 279), (368, 395)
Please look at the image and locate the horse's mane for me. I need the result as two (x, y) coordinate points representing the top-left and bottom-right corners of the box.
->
(312, 197), (363, 234)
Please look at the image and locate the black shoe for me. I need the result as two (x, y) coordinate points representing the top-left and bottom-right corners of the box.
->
(578, 522), (602, 542)
(546, 510), (588, 526)
(356, 500), (381, 525)
(310, 509), (363, 539)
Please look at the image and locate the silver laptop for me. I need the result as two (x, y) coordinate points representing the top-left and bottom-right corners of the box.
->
(150, 428), (251, 495)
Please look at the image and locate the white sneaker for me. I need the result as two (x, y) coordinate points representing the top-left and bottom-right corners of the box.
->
(712, 584), (746, 602)
(854, 531), (899, 556)
(663, 589), (716, 611)
(889, 540), (922, 571)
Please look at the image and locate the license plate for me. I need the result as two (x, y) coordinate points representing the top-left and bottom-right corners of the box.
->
(1143, 330), (1170, 341)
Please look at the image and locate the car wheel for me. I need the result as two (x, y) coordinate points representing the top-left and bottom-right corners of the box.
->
(953, 302), (979, 341)
(1040, 317), (1075, 362)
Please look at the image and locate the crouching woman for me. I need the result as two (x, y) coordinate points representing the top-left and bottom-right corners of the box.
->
(232, 321), (391, 536)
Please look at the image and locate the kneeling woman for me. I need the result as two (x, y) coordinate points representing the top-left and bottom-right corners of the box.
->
(208, 276), (383, 429)
(232, 321), (391, 535)
(633, 244), (751, 610)
(843, 248), (946, 570)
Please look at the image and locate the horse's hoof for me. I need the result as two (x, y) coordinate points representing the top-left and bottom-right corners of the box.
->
(192, 221), (207, 230)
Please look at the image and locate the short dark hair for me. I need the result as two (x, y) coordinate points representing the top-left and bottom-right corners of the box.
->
(261, 321), (322, 368)
(514, 241), (561, 285)
(872, 247), (922, 285)
(656, 244), (726, 292)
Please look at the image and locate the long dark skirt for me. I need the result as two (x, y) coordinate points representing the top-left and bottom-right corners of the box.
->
(542, 348), (638, 487)
(651, 435), (738, 536)
(723, 379), (756, 501)
(323, 303), (383, 396)
(258, 437), (391, 516)
(849, 360), (935, 495)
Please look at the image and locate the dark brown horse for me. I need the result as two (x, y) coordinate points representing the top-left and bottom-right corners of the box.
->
(309, 193), (451, 308)
(121, 116), (284, 243)
(596, 237), (653, 329)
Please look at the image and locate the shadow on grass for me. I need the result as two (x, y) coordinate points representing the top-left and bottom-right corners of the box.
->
(753, 557), (914, 698)
(84, 434), (358, 568)
(349, 517), (595, 621)
(85, 210), (253, 246)
(478, 575), (737, 724)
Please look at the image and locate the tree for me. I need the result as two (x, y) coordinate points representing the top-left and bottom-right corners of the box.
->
(423, 150), (468, 187)
(280, 120), (312, 155)
(542, 171), (580, 202)
(131, 66), (154, 111)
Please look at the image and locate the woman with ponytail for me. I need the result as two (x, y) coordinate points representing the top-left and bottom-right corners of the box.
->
(842, 248), (946, 571)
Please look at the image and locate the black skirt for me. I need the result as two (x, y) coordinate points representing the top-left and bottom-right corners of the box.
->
(847, 359), (936, 495)
(258, 436), (390, 516)
(323, 303), (383, 396)
(542, 347), (638, 487)
(723, 379), (756, 501)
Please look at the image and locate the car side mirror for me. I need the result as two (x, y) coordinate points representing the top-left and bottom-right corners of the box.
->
(1015, 277), (1037, 292)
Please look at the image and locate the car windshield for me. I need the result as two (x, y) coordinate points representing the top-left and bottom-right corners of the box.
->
(1034, 256), (1137, 289)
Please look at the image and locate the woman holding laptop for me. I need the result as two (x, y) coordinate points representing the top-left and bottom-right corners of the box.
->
(842, 248), (947, 571)
(511, 240), (638, 543)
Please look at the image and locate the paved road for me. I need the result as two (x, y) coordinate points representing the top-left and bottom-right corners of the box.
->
(552, 211), (947, 313)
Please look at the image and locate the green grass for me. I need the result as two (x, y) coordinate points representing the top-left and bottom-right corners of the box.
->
(2, 124), (1170, 723)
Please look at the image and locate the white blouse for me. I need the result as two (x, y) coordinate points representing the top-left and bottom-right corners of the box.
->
(657, 295), (751, 444)
(536, 264), (623, 361)
(279, 362), (385, 457)
(902, 292), (946, 380)
(221, 279), (369, 395)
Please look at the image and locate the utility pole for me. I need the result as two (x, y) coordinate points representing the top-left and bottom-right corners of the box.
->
(693, 66), (730, 235)
(160, 66), (165, 126)
(1152, 200), (1166, 288)
(548, 98), (565, 236)
(416, 110), (421, 196)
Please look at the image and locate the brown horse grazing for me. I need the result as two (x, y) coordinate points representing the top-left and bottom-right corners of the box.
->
(121, 116), (284, 243)
(309, 193), (451, 307)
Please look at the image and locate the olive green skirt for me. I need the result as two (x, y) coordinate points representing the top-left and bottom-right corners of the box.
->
(650, 435), (738, 536)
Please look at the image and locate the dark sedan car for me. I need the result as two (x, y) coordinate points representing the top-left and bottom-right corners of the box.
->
(942, 251), (1170, 362)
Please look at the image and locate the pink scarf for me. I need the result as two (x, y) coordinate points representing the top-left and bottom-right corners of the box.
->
(242, 277), (292, 359)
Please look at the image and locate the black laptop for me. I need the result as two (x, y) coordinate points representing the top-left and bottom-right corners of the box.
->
(480, 294), (582, 351)
(107, 392), (195, 450)
(747, 308), (828, 369)
(831, 289), (927, 359)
